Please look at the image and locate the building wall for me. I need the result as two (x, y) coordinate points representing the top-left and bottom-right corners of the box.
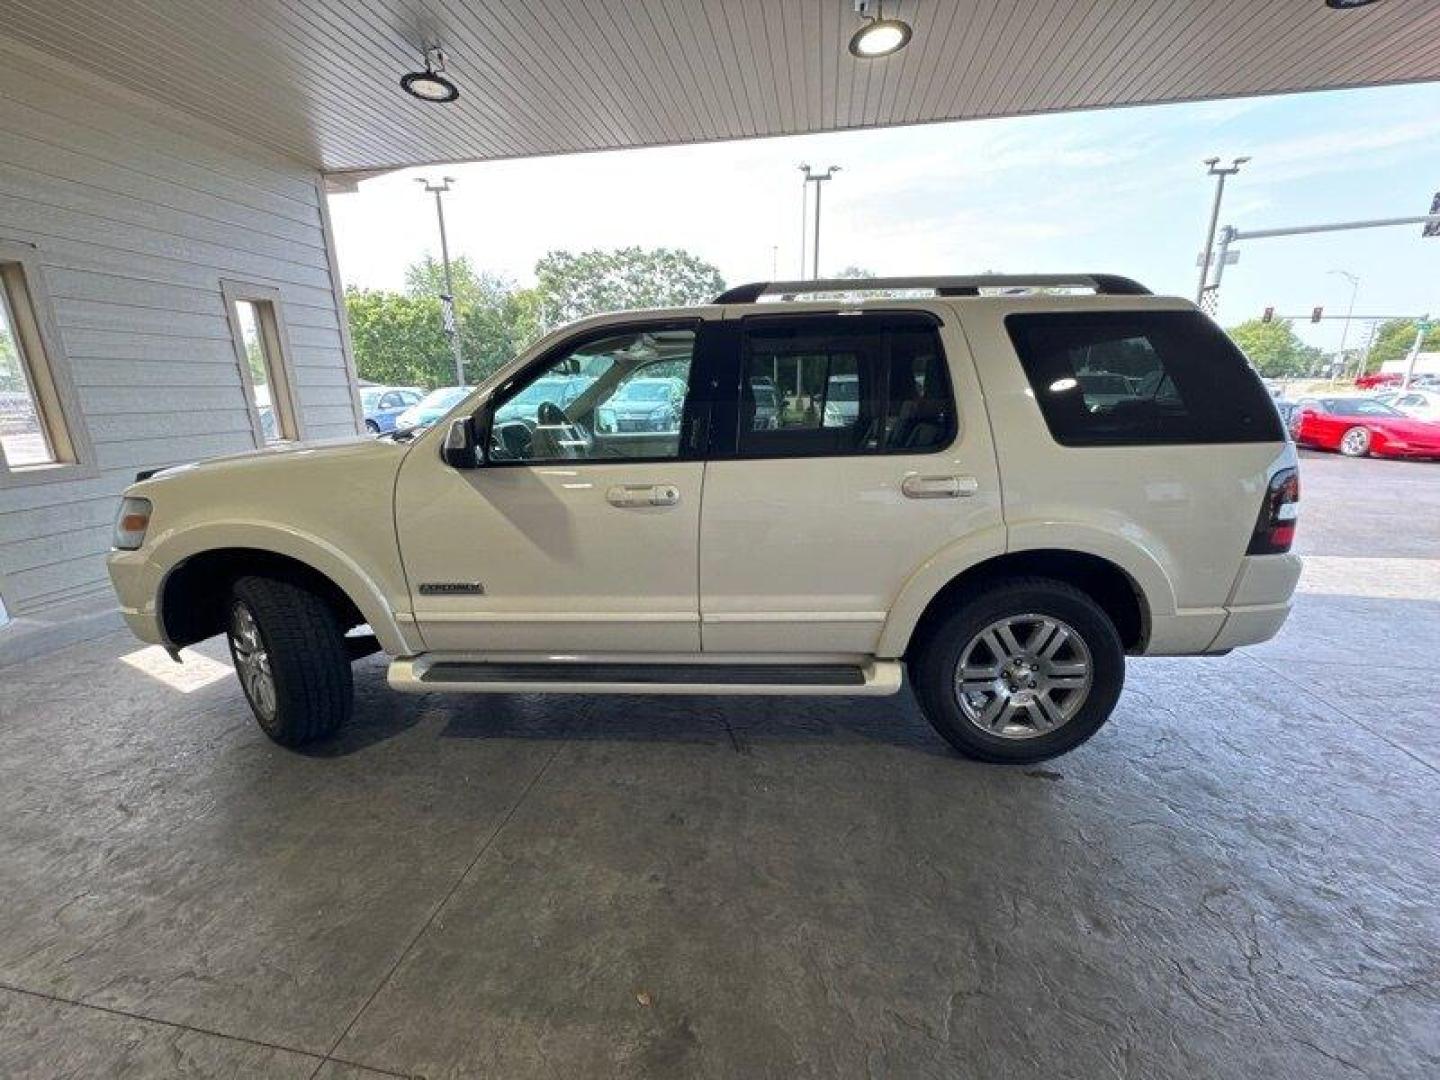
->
(0, 35), (360, 630)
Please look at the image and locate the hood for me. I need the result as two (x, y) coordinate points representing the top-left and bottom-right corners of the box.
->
(130, 435), (410, 490)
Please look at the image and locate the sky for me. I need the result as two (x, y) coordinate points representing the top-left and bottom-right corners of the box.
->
(328, 81), (1440, 355)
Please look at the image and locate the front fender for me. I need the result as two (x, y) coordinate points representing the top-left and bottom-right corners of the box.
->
(147, 520), (419, 655)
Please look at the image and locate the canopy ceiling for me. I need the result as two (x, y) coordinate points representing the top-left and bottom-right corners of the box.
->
(5, 1), (1437, 176)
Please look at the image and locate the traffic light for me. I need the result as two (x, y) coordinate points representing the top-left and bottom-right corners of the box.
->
(1262, 307), (1274, 324)
(1311, 306), (1323, 323)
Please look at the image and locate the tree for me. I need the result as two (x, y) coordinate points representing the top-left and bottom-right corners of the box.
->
(345, 287), (453, 389)
(1363, 318), (1440, 373)
(533, 247), (725, 329)
(1226, 318), (1323, 378)
(404, 255), (543, 382)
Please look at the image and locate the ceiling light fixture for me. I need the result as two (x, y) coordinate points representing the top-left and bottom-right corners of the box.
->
(1325, 0), (1381, 8)
(401, 46), (460, 103)
(849, 0), (912, 59)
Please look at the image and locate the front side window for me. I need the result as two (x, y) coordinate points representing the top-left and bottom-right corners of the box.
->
(488, 326), (696, 463)
(735, 314), (955, 457)
(1006, 310), (1284, 446)
(1, 257), (82, 477)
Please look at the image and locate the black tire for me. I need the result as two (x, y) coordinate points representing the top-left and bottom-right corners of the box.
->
(364, 419), (381, 435)
(910, 577), (1125, 764)
(226, 575), (353, 747)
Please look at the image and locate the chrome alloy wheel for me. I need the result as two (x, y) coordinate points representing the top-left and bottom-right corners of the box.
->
(228, 600), (276, 723)
(953, 614), (1093, 740)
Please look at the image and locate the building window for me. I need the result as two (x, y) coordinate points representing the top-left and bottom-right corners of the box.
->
(0, 243), (92, 486)
(222, 281), (301, 445)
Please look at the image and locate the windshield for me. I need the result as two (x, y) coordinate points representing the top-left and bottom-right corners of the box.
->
(1323, 398), (1402, 417)
(827, 378), (858, 401)
(360, 389), (383, 408)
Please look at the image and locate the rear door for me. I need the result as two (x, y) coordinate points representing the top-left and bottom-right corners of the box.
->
(698, 309), (1003, 654)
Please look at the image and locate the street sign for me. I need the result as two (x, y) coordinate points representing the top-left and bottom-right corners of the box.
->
(1311, 307), (1323, 323)
(1195, 250), (1240, 266)
(1425, 193), (1440, 238)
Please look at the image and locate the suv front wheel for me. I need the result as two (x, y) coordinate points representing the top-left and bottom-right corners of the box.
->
(911, 578), (1125, 763)
(226, 575), (353, 746)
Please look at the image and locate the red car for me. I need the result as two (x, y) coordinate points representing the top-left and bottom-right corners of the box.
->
(1354, 372), (1401, 390)
(1290, 397), (1440, 459)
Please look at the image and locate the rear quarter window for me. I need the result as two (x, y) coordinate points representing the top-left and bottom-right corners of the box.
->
(1005, 310), (1284, 446)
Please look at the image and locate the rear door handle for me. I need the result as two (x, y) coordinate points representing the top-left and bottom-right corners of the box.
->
(607, 484), (681, 508)
(902, 474), (978, 499)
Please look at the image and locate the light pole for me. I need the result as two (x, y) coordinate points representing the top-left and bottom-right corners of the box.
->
(416, 176), (465, 386)
(1195, 156), (1249, 306)
(1328, 270), (1360, 378)
(799, 164), (841, 280)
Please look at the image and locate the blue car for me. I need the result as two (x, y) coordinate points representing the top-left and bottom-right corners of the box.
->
(394, 386), (475, 432)
(360, 386), (423, 434)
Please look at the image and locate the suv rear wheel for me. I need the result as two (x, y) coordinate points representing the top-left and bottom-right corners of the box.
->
(226, 575), (353, 746)
(911, 578), (1124, 763)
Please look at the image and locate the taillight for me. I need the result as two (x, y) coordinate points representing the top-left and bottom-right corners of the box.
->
(1246, 467), (1299, 555)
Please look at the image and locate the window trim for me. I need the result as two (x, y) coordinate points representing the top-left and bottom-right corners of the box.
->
(710, 310), (959, 461)
(221, 280), (304, 447)
(0, 240), (97, 489)
(475, 317), (711, 468)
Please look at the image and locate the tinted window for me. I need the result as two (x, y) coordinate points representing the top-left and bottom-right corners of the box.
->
(1006, 310), (1283, 445)
(735, 315), (955, 457)
(1322, 398), (1400, 417)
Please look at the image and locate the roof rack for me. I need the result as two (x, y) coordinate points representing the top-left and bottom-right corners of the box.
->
(712, 274), (1150, 304)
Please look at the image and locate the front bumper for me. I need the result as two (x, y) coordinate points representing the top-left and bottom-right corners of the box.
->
(107, 547), (169, 646)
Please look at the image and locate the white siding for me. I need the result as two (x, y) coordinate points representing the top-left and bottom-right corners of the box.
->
(0, 35), (360, 621)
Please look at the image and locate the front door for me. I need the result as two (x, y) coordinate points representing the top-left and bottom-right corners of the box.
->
(699, 309), (1003, 654)
(396, 319), (711, 653)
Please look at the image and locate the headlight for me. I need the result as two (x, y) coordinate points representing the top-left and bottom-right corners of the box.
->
(113, 497), (152, 550)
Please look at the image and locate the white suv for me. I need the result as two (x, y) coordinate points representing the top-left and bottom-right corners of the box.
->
(108, 275), (1301, 763)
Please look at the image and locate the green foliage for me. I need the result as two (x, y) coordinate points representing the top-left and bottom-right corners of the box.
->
(1226, 318), (1324, 378)
(1364, 318), (1440, 373)
(347, 247), (722, 389)
(534, 247), (725, 329)
(0, 325), (22, 394)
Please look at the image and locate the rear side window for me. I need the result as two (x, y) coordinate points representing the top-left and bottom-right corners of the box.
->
(1005, 310), (1283, 446)
(735, 314), (956, 457)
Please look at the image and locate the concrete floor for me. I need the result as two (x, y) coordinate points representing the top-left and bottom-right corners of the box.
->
(1, 451), (1437, 1079)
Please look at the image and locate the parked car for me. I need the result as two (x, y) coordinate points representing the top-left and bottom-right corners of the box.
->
(1373, 388), (1440, 423)
(750, 377), (780, 430)
(393, 386), (474, 431)
(822, 373), (860, 426)
(493, 375), (593, 424)
(1289, 396), (1440, 459)
(360, 386), (423, 434)
(595, 376), (685, 433)
(1354, 372), (1402, 390)
(108, 273), (1301, 765)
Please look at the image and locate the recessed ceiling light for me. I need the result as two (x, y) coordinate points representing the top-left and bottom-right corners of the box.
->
(1325, 0), (1381, 8)
(849, 1), (913, 59)
(401, 46), (460, 103)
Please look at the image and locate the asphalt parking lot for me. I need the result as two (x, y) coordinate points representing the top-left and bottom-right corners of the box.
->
(1, 450), (1436, 1079)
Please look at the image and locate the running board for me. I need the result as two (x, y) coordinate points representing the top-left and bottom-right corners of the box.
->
(387, 657), (904, 696)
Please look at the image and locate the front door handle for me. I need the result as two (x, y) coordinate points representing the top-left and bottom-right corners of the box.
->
(901, 474), (978, 499)
(607, 484), (681, 508)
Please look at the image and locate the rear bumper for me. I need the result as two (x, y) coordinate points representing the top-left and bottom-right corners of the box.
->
(1209, 553), (1302, 651)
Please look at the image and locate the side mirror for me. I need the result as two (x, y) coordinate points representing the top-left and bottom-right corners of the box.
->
(441, 416), (481, 469)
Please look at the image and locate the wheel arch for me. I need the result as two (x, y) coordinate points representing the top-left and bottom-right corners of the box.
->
(881, 547), (1158, 659)
(152, 524), (413, 654)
